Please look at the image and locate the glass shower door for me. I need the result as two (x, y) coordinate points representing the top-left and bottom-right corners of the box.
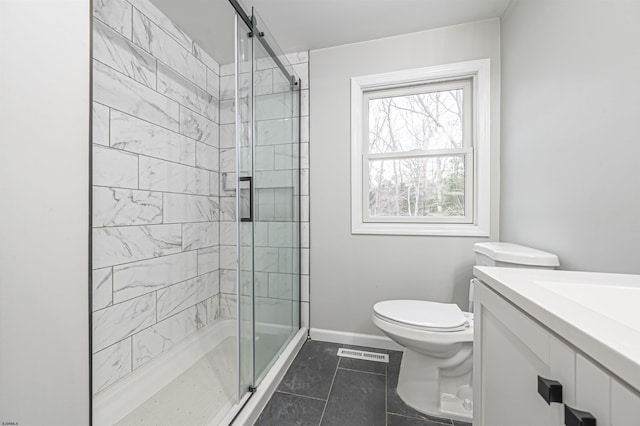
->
(250, 9), (301, 385)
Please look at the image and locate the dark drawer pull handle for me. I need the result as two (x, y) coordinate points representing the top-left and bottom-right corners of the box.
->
(565, 405), (596, 426)
(537, 375), (563, 404)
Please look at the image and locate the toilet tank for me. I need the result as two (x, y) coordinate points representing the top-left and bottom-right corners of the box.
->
(473, 242), (560, 269)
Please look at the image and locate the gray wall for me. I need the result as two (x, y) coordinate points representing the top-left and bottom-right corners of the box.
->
(0, 0), (90, 424)
(309, 19), (501, 336)
(501, 0), (640, 273)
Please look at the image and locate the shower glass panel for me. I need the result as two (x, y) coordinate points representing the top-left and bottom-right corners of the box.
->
(250, 8), (301, 385)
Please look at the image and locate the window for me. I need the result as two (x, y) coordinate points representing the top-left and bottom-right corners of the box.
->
(351, 60), (491, 236)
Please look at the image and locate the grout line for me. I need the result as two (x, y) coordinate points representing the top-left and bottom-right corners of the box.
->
(274, 390), (327, 402)
(318, 357), (340, 425)
(337, 366), (386, 376)
(387, 411), (454, 425)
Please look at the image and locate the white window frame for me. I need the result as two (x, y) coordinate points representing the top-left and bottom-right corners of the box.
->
(351, 59), (491, 236)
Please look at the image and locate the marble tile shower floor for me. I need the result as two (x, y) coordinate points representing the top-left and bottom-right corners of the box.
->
(116, 336), (236, 426)
(255, 340), (472, 426)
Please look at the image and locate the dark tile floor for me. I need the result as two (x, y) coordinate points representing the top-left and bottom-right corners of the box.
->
(255, 340), (472, 426)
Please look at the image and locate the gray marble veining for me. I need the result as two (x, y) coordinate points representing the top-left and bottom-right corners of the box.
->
(93, 187), (162, 227)
(132, 10), (206, 89)
(93, 145), (138, 189)
(94, 60), (179, 131)
(112, 251), (198, 303)
(111, 111), (196, 166)
(94, 18), (156, 89)
(93, 293), (156, 352)
(182, 222), (218, 251)
(157, 63), (218, 121)
(93, 224), (182, 269)
(138, 156), (209, 195)
(94, 0), (132, 38)
(93, 102), (109, 146)
(128, 0), (193, 51)
(156, 271), (219, 320)
(132, 303), (205, 369)
(93, 338), (132, 393)
(179, 106), (219, 147)
(197, 246), (219, 274)
(193, 42), (220, 74)
(163, 193), (219, 223)
(92, 267), (113, 311)
(196, 142), (219, 171)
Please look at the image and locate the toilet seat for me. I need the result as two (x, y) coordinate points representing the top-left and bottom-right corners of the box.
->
(373, 300), (468, 332)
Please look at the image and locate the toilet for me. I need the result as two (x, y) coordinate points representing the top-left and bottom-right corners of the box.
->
(372, 242), (560, 421)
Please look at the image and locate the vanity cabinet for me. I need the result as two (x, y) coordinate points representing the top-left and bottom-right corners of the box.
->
(473, 281), (640, 426)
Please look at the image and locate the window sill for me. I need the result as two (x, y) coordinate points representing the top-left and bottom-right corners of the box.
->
(351, 221), (490, 237)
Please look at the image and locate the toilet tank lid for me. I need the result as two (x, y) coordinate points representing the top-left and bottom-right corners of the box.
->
(473, 242), (560, 267)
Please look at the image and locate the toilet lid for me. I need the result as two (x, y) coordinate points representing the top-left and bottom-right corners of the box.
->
(373, 300), (467, 331)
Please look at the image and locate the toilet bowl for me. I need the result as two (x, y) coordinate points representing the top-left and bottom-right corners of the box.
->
(373, 300), (474, 421)
(372, 242), (560, 422)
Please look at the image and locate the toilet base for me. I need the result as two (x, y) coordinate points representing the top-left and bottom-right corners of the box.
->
(396, 347), (473, 422)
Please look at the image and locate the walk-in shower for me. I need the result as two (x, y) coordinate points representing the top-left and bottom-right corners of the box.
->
(90, 0), (303, 423)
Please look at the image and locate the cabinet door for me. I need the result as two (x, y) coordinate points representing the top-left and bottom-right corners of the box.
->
(478, 286), (556, 425)
(549, 336), (576, 425)
(612, 378), (640, 425)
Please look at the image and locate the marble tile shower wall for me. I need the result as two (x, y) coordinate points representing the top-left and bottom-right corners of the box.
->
(217, 54), (310, 328)
(91, 0), (222, 394)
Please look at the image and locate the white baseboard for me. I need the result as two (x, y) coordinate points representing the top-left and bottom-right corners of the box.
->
(309, 328), (403, 351)
(227, 327), (308, 425)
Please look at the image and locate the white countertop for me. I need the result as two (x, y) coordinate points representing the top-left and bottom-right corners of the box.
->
(473, 266), (640, 391)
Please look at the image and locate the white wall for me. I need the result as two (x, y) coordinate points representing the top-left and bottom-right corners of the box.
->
(309, 19), (501, 337)
(501, 0), (640, 273)
(0, 1), (90, 425)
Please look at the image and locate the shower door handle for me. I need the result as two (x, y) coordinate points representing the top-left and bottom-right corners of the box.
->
(239, 176), (253, 222)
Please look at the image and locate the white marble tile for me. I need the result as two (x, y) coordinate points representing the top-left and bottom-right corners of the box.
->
(255, 146), (275, 171)
(268, 222), (294, 247)
(193, 42), (220, 74)
(207, 295), (220, 322)
(255, 69), (273, 96)
(219, 246), (237, 271)
(255, 92), (294, 121)
(93, 224), (182, 269)
(274, 144), (297, 170)
(93, 339), (132, 393)
(254, 222), (269, 247)
(268, 273), (294, 299)
(94, 0), (132, 38)
(301, 168), (309, 195)
(93, 293), (156, 352)
(219, 197), (236, 222)
(94, 19), (156, 89)
(180, 106), (219, 147)
(112, 251), (198, 303)
(292, 63), (309, 89)
(197, 247), (219, 274)
(94, 60), (179, 131)
(196, 142), (218, 171)
(301, 301), (309, 328)
(255, 297), (294, 327)
(275, 188), (295, 221)
(129, 0), (192, 51)
(256, 189), (275, 221)
(301, 195), (309, 222)
(301, 222), (310, 248)
(254, 247), (279, 273)
(301, 89), (309, 117)
(256, 118), (297, 146)
(219, 124), (235, 149)
(157, 63), (218, 122)
(132, 304), (204, 369)
(255, 170), (294, 189)
(219, 294), (236, 319)
(163, 193), (219, 223)
(139, 156), (209, 195)
(219, 269), (236, 294)
(301, 248), (309, 275)
(278, 248), (297, 274)
(219, 148), (235, 173)
(219, 222), (236, 246)
(93, 103), (109, 146)
(301, 116), (309, 143)
(219, 63), (234, 76)
(93, 267), (113, 311)
(93, 187), (162, 227)
(301, 275), (309, 302)
(273, 69), (292, 94)
(132, 10), (206, 89)
(285, 51), (309, 65)
(219, 99), (235, 124)
(183, 222), (218, 250)
(206, 68), (220, 99)
(110, 111), (195, 166)
(93, 145), (138, 189)
(219, 75), (234, 101)
(156, 271), (219, 320)
(300, 142), (309, 169)
(209, 172), (219, 197)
